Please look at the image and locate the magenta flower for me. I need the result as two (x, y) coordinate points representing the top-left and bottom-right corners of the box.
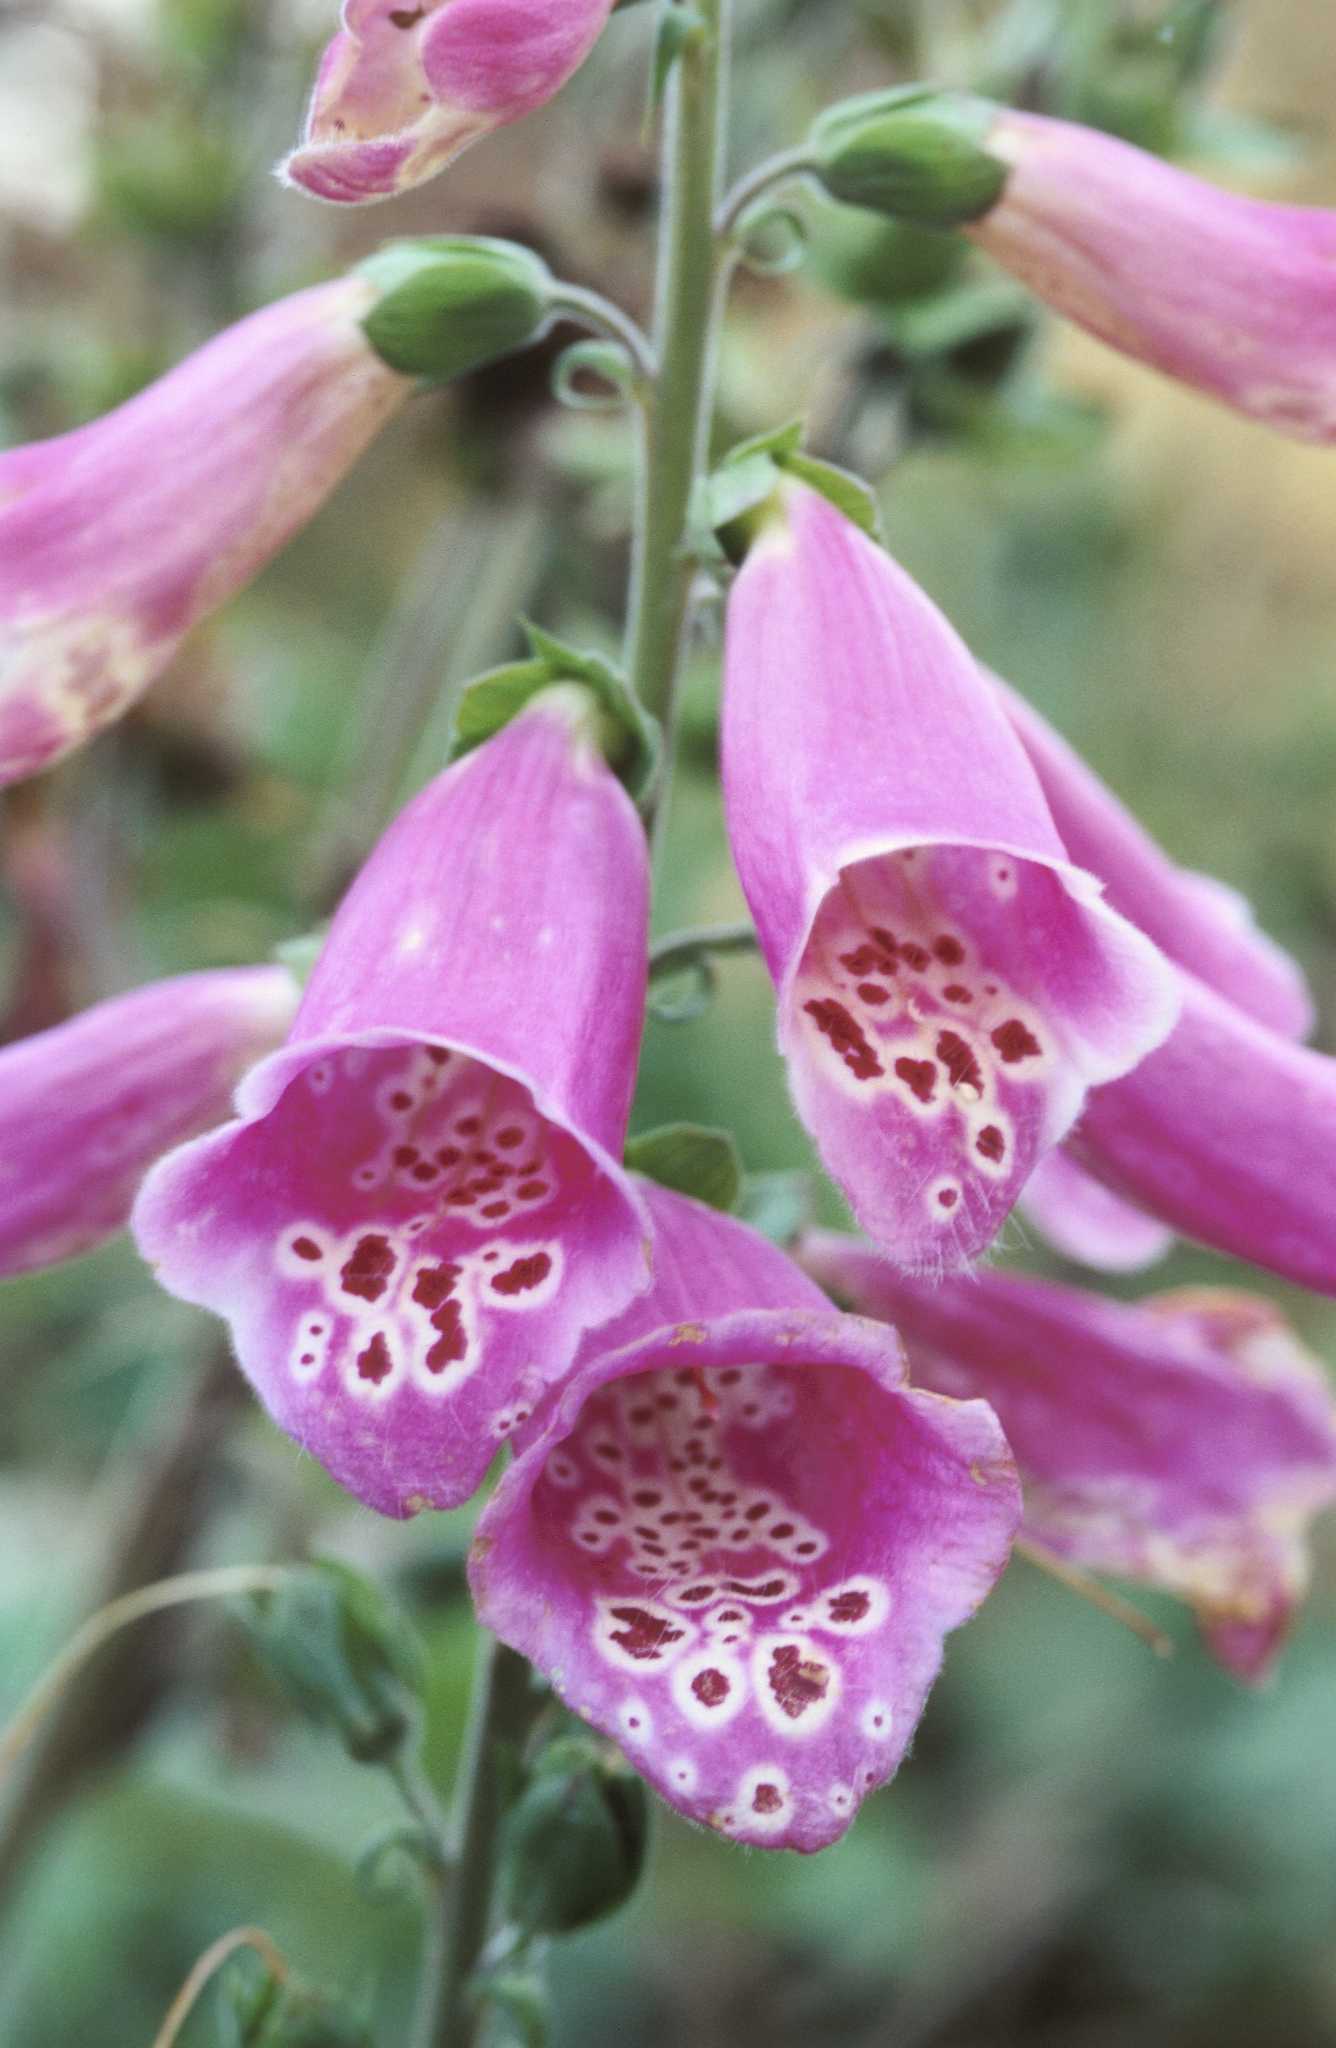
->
(281, 0), (616, 206)
(721, 482), (1177, 1272)
(470, 1183), (1019, 1851)
(0, 278), (409, 788)
(967, 108), (1336, 441)
(133, 692), (652, 1518)
(804, 1237), (1336, 1682)
(0, 967), (298, 1277)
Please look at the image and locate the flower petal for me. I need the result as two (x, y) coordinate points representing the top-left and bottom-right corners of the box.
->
(0, 967), (297, 1276)
(803, 1237), (1336, 1682)
(133, 697), (652, 1515)
(471, 1186), (1020, 1852)
(1018, 1147), (1174, 1274)
(0, 280), (408, 785)
(721, 483), (1178, 1271)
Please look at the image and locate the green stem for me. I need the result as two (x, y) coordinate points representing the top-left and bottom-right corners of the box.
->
(624, 0), (730, 768)
(418, 1634), (538, 2048)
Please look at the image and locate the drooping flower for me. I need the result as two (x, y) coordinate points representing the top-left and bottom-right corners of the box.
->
(0, 966), (298, 1277)
(720, 481), (1178, 1272)
(964, 108), (1336, 442)
(470, 1183), (1019, 1852)
(804, 1235), (1336, 1682)
(0, 279), (410, 788)
(281, 0), (617, 206)
(133, 691), (653, 1518)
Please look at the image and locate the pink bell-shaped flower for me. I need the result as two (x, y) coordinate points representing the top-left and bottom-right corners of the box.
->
(721, 481), (1178, 1272)
(134, 691), (653, 1518)
(804, 1236), (1336, 1683)
(0, 278), (410, 787)
(966, 108), (1336, 441)
(281, 0), (617, 205)
(0, 967), (298, 1277)
(470, 1183), (1020, 1852)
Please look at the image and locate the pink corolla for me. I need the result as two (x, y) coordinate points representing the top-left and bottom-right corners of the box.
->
(804, 1236), (1336, 1683)
(966, 108), (1336, 441)
(0, 278), (409, 788)
(470, 1183), (1019, 1852)
(0, 966), (298, 1277)
(282, 0), (616, 206)
(720, 481), (1178, 1272)
(1016, 1148), (1174, 1274)
(133, 691), (653, 1518)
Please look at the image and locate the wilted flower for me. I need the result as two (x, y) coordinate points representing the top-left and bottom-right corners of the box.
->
(0, 279), (410, 787)
(965, 108), (1336, 441)
(134, 692), (653, 1518)
(804, 1236), (1336, 1682)
(0, 967), (298, 1277)
(470, 1182), (1019, 1851)
(720, 481), (1177, 1272)
(281, 0), (617, 205)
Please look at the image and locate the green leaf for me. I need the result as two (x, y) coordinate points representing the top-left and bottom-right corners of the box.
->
(450, 631), (661, 803)
(625, 1123), (742, 1212)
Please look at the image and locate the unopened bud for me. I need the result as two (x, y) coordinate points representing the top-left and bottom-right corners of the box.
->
(809, 89), (1007, 229)
(357, 237), (553, 382)
(500, 1734), (650, 1935)
(240, 1560), (423, 1765)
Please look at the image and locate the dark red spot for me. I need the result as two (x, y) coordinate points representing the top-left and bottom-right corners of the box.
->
(678, 1584), (716, 1604)
(936, 1030), (983, 1094)
(425, 1298), (468, 1374)
(424, 1045), (451, 1064)
(899, 942), (931, 972)
(868, 926), (898, 954)
(752, 1783), (784, 1815)
(718, 1369), (742, 1385)
(340, 1234), (395, 1303)
(517, 1179), (548, 1200)
(992, 1019), (1042, 1063)
(942, 984), (973, 1004)
(609, 1606), (686, 1661)
(436, 1146), (461, 1167)
(934, 935), (965, 965)
(976, 1125), (1006, 1163)
(841, 943), (890, 976)
(805, 998), (884, 1081)
(490, 1251), (553, 1298)
(629, 1404), (654, 1425)
(291, 1236), (321, 1262)
(392, 1144), (419, 1167)
(828, 1589), (871, 1623)
(894, 1056), (937, 1104)
(767, 1644), (831, 1720)
(495, 1125), (524, 1149)
(411, 1162), (439, 1183)
(389, 1090), (413, 1111)
(389, 4), (423, 22)
(770, 1523), (795, 1540)
(691, 1668), (730, 1707)
(857, 982), (891, 1006)
(356, 1331), (393, 1383)
(724, 1577), (789, 1599)
(446, 1187), (475, 1207)
(795, 1541), (818, 1556)
(457, 1116), (481, 1136)
(744, 1502), (769, 1522)
(632, 1488), (662, 1507)
(480, 1201), (510, 1219)
(937, 1187), (959, 1209)
(593, 1509), (619, 1525)
(412, 1262), (460, 1311)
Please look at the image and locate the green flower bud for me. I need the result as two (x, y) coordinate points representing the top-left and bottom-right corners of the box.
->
(500, 1735), (650, 1935)
(357, 237), (554, 383)
(809, 88), (1008, 229)
(239, 1560), (423, 1766)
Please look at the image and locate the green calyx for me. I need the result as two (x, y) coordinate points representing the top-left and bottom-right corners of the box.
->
(692, 419), (883, 565)
(451, 626), (661, 803)
(808, 87), (1008, 229)
(500, 1734), (650, 1936)
(357, 236), (554, 382)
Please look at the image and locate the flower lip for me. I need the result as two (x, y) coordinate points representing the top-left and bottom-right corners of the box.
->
(472, 1296), (1019, 1853)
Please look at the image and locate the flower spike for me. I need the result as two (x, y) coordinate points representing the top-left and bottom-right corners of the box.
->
(0, 967), (298, 1277)
(0, 279), (409, 788)
(470, 1184), (1019, 1852)
(281, 0), (617, 206)
(964, 108), (1336, 442)
(720, 481), (1178, 1272)
(134, 691), (653, 1518)
(803, 1237), (1336, 1683)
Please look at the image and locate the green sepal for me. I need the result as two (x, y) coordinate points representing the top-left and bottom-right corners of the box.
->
(237, 1559), (423, 1767)
(499, 1734), (651, 1937)
(625, 1122), (742, 1213)
(358, 237), (554, 383)
(808, 87), (1008, 228)
(695, 420), (883, 561)
(451, 627), (661, 802)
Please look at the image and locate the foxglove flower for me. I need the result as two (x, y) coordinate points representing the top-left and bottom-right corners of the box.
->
(282, 0), (616, 205)
(1018, 1148), (1174, 1273)
(470, 1184), (1019, 1852)
(721, 482), (1178, 1272)
(134, 692), (653, 1518)
(0, 967), (298, 1277)
(965, 108), (1336, 442)
(0, 278), (410, 788)
(804, 1236), (1336, 1682)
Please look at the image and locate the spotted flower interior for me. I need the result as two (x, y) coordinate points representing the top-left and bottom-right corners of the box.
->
(134, 1033), (647, 1515)
(475, 1308), (1019, 1853)
(792, 843), (1144, 1268)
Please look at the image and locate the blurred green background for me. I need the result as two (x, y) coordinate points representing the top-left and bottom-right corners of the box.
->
(3, 0), (1336, 2041)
